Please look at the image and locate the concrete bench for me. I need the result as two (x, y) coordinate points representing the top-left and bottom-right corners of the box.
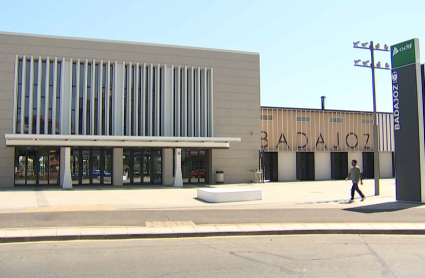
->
(197, 188), (262, 203)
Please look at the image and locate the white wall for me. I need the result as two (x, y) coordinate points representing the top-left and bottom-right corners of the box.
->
(112, 148), (123, 186)
(379, 152), (394, 178)
(348, 152), (363, 172)
(278, 152), (296, 181)
(162, 148), (173, 185)
(314, 152), (331, 180)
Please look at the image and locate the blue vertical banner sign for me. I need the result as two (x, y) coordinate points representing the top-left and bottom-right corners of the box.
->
(391, 38), (425, 202)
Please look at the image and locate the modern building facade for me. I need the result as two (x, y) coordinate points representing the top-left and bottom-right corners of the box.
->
(0, 32), (261, 187)
(261, 107), (395, 181)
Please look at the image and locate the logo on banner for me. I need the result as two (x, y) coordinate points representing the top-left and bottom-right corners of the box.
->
(392, 71), (398, 83)
(391, 39), (416, 69)
(393, 47), (399, 56)
(392, 43), (413, 56)
(392, 70), (400, 130)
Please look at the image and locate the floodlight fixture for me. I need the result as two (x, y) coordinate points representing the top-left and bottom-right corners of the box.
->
(352, 39), (391, 196)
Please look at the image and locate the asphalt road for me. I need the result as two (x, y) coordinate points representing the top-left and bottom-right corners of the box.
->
(0, 202), (423, 229)
(1, 235), (424, 277)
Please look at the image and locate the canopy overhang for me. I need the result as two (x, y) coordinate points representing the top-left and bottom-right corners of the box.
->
(5, 134), (241, 149)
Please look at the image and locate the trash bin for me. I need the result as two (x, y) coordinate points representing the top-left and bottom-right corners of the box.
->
(216, 171), (224, 184)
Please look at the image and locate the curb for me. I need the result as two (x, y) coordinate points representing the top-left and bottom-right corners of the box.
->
(1, 229), (425, 243)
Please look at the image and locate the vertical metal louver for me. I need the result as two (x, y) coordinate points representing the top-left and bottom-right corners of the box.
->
(13, 55), (214, 138)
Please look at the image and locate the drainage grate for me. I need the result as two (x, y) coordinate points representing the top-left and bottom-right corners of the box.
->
(145, 221), (196, 228)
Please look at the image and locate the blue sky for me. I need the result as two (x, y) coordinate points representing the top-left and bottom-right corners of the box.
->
(1, 0), (425, 112)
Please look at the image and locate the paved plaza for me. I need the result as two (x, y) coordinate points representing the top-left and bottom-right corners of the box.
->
(0, 178), (398, 212)
(1, 178), (425, 243)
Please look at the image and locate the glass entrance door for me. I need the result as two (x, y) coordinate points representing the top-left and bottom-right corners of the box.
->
(182, 149), (209, 184)
(38, 149), (49, 185)
(14, 147), (60, 186)
(70, 147), (113, 185)
(71, 149), (80, 185)
(151, 149), (162, 184)
(81, 149), (91, 184)
(122, 148), (162, 185)
(143, 149), (151, 183)
(133, 149), (142, 184)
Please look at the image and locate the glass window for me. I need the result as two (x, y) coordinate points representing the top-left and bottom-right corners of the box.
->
(14, 147), (60, 186)
(55, 61), (61, 134)
(16, 59), (23, 133)
(86, 63), (92, 135)
(79, 63), (84, 135)
(40, 61), (47, 134)
(48, 61), (54, 134)
(71, 62), (77, 134)
(24, 59), (30, 134)
(32, 60), (39, 134)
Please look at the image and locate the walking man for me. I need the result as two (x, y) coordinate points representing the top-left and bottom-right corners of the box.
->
(345, 159), (365, 203)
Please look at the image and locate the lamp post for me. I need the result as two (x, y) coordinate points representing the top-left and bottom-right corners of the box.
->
(353, 41), (390, 196)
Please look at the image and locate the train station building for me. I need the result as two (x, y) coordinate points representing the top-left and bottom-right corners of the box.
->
(0, 32), (261, 187)
(260, 107), (395, 181)
(0, 32), (396, 188)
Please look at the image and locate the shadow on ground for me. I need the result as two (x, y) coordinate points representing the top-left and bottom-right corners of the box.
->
(344, 201), (424, 213)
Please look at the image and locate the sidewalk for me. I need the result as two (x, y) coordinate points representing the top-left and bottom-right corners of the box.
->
(2, 222), (425, 243)
(1, 178), (425, 243)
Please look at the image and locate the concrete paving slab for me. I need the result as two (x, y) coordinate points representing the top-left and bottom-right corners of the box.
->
(325, 223), (352, 230)
(347, 223), (374, 229)
(303, 223), (329, 230)
(215, 225), (241, 232)
(56, 228), (80, 240)
(281, 224), (307, 230)
(0, 229), (6, 243)
(413, 223), (425, 229)
(104, 227), (129, 239)
(5, 229), (32, 243)
(391, 223), (421, 229)
(149, 227), (177, 234)
(369, 223), (396, 230)
(258, 224), (286, 231)
(127, 227), (152, 238)
(193, 225), (219, 233)
(80, 228), (105, 240)
(31, 228), (57, 242)
(237, 224), (263, 232)
(172, 226), (198, 237)
(172, 226), (197, 233)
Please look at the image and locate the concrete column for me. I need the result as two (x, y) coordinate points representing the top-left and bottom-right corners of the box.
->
(60, 147), (72, 189)
(173, 148), (183, 187)
(113, 148), (123, 186)
(278, 152), (296, 181)
(379, 152), (393, 178)
(314, 152), (331, 180)
(162, 148), (173, 185)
